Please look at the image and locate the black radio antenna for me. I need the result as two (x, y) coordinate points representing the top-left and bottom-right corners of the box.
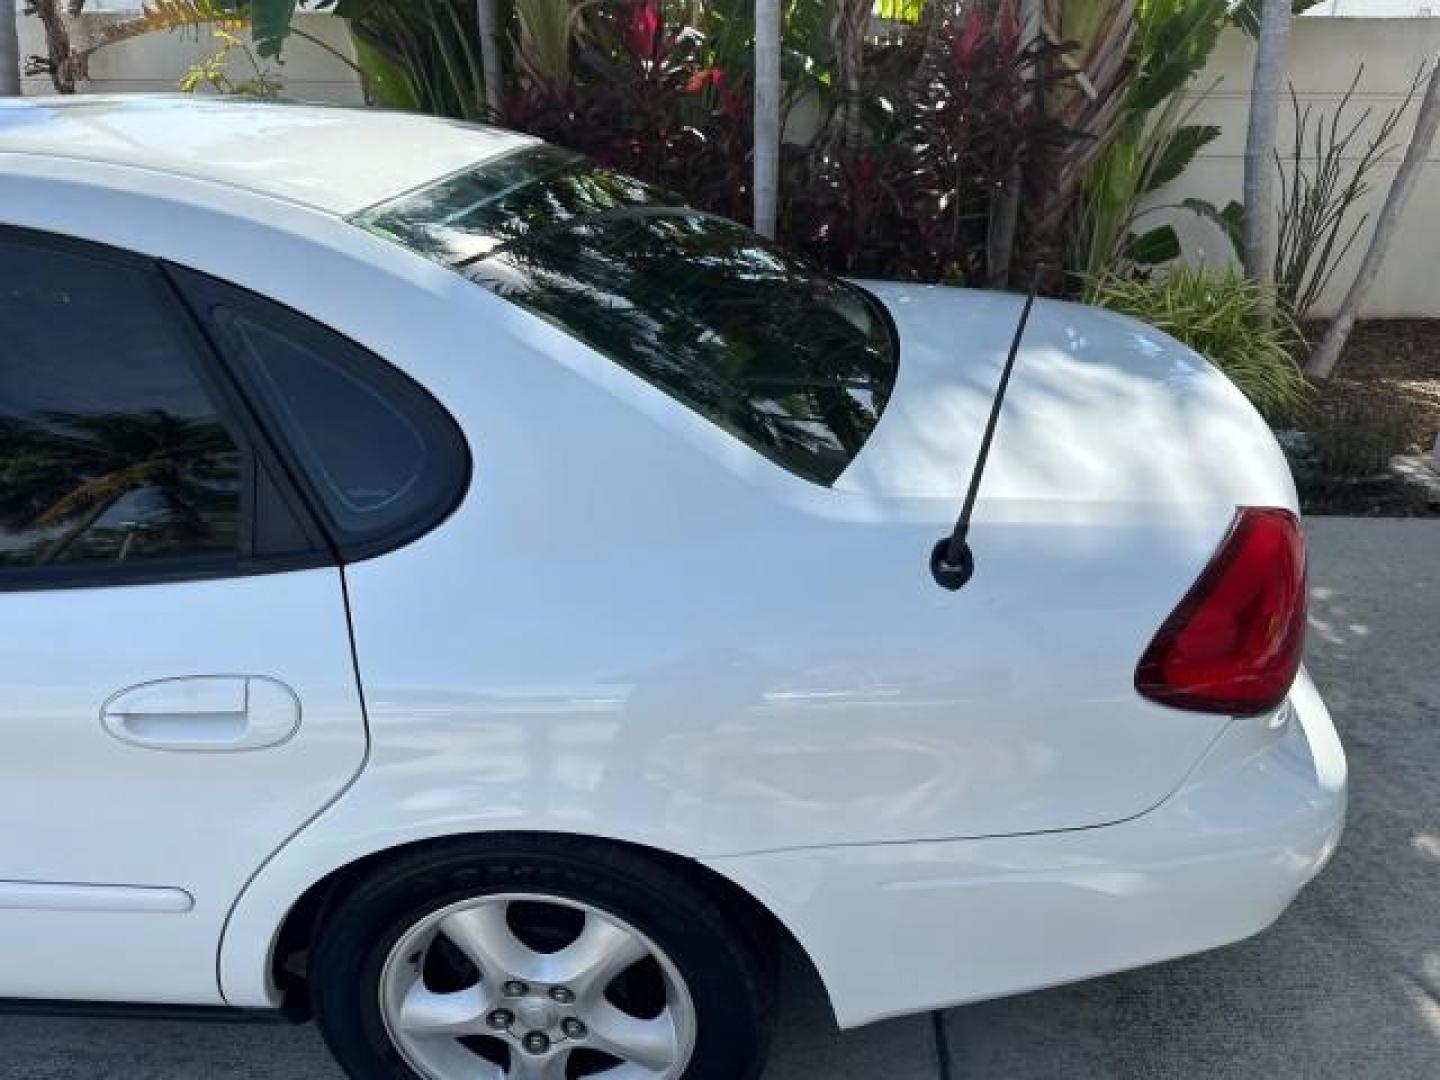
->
(930, 274), (1041, 592)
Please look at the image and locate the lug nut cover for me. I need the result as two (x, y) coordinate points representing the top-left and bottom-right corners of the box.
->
(485, 1009), (514, 1030)
(561, 1018), (587, 1039)
(523, 1032), (550, 1054)
(549, 986), (575, 1004)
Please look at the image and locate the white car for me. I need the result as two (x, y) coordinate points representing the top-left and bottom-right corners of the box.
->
(0, 97), (1346, 1080)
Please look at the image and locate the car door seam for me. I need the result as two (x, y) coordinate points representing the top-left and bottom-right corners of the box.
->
(212, 564), (373, 1003)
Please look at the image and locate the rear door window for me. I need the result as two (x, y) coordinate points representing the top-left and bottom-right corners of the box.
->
(0, 234), (249, 585)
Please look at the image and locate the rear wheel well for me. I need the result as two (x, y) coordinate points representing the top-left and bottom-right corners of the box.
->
(268, 831), (818, 1020)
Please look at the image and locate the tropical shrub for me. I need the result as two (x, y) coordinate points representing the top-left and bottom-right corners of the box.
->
(1070, 0), (1326, 283)
(318, 0), (487, 118)
(500, 0), (757, 223)
(215, 0), (1075, 288)
(1089, 266), (1311, 422)
(1073, 0), (1236, 280)
(783, 0), (1073, 285)
(142, 0), (1222, 296)
(412, 0), (1071, 288)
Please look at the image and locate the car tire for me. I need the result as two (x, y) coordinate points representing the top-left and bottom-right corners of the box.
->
(309, 834), (774, 1080)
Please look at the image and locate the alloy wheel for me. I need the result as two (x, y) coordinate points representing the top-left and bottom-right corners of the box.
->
(379, 892), (697, 1080)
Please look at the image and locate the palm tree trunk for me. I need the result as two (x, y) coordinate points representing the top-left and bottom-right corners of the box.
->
(986, 0), (1043, 287)
(830, 0), (868, 153)
(1242, 0), (1291, 306)
(1307, 56), (1440, 380)
(753, 0), (781, 238)
(477, 0), (503, 117)
(0, 0), (21, 97)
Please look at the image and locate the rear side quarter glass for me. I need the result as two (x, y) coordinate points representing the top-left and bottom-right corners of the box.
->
(169, 267), (472, 563)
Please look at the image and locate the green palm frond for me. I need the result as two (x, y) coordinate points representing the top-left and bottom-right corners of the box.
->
(141, 0), (247, 33)
(248, 0), (297, 57)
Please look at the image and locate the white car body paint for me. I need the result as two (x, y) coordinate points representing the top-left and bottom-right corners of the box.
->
(0, 98), (1344, 1029)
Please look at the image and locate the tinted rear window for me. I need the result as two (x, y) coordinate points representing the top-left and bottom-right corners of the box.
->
(355, 146), (898, 486)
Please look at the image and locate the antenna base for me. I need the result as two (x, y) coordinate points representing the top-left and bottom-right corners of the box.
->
(930, 538), (975, 591)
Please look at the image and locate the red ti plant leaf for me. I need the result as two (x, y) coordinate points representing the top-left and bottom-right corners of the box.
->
(995, 0), (1021, 60)
(952, 7), (987, 69)
(623, 0), (663, 61)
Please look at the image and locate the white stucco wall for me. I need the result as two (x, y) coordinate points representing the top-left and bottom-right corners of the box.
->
(6, 11), (1440, 315)
(1316, 1), (1439, 14)
(15, 10), (363, 104)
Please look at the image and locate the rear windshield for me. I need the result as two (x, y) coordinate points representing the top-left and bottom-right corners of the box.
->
(353, 145), (898, 486)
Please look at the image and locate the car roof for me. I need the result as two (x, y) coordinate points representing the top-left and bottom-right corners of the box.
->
(0, 95), (536, 216)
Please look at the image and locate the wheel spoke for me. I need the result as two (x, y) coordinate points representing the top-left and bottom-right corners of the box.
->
(506, 1048), (572, 1080)
(588, 1001), (681, 1071)
(550, 913), (649, 999)
(440, 901), (542, 984)
(397, 980), (491, 1036)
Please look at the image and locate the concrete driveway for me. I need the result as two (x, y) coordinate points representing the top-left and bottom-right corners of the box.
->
(2, 517), (1436, 1079)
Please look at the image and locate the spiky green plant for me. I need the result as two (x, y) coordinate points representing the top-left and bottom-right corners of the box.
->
(1089, 266), (1312, 422)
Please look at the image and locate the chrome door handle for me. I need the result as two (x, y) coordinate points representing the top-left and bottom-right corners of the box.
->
(101, 676), (300, 752)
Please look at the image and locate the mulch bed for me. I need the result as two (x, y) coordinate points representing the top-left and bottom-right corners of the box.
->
(1301, 477), (1438, 517)
(1298, 319), (1440, 518)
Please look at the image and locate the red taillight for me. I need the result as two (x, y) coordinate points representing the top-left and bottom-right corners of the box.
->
(1136, 507), (1307, 716)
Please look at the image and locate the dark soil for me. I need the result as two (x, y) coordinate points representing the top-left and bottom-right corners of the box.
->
(1298, 319), (1440, 517)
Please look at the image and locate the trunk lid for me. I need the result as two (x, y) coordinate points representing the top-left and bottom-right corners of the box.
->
(840, 283), (1297, 513)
